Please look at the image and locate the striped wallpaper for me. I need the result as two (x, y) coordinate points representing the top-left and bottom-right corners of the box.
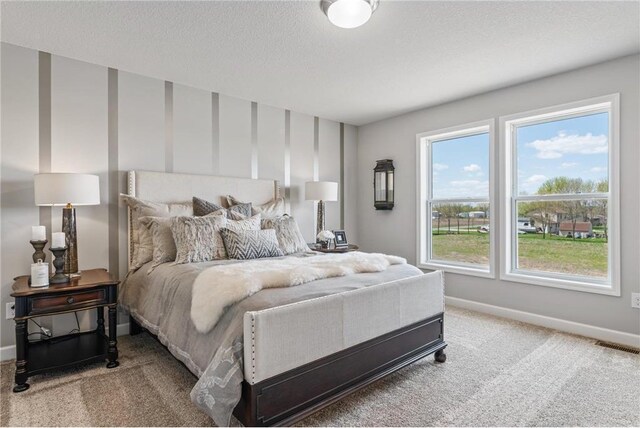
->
(0, 42), (358, 347)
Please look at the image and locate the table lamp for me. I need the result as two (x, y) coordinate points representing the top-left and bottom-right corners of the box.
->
(305, 181), (338, 242)
(34, 173), (100, 275)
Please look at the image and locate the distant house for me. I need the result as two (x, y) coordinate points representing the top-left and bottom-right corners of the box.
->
(559, 221), (593, 238)
(590, 215), (606, 227)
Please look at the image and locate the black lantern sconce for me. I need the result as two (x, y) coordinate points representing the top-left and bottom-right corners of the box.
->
(374, 159), (394, 210)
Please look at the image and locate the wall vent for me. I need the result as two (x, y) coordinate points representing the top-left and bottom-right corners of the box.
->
(595, 341), (640, 354)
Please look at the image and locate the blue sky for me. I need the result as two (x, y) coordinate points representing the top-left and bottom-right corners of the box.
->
(516, 112), (608, 194)
(431, 112), (609, 199)
(432, 132), (490, 199)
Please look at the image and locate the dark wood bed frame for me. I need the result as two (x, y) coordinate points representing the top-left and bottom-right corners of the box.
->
(130, 312), (446, 426)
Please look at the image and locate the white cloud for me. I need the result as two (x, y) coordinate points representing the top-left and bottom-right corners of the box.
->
(463, 163), (482, 173)
(433, 163), (449, 171)
(590, 166), (607, 173)
(519, 175), (548, 194)
(434, 179), (489, 198)
(525, 174), (548, 184)
(526, 132), (608, 159)
(561, 162), (578, 168)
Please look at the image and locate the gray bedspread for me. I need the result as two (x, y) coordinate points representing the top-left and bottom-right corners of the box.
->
(119, 253), (423, 426)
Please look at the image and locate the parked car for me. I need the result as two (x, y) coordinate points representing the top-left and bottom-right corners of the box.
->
(517, 220), (537, 233)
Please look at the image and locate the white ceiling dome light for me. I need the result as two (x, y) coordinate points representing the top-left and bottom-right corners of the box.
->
(321, 0), (379, 29)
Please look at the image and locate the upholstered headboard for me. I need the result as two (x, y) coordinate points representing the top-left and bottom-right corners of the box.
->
(126, 170), (280, 268)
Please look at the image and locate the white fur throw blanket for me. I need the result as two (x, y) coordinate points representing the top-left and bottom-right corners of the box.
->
(191, 251), (406, 333)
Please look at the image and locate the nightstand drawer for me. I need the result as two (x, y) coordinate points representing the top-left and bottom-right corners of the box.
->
(29, 289), (107, 316)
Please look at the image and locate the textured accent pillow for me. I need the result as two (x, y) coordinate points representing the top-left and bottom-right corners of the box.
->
(261, 215), (309, 255)
(139, 216), (178, 269)
(171, 211), (228, 263)
(227, 195), (286, 219)
(193, 196), (252, 219)
(226, 213), (262, 233)
(121, 194), (193, 269)
(220, 228), (284, 260)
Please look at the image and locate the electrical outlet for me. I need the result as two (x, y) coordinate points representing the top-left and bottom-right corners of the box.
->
(632, 293), (640, 309)
(6, 302), (15, 319)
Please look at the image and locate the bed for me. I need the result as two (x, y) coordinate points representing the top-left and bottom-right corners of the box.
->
(119, 170), (447, 426)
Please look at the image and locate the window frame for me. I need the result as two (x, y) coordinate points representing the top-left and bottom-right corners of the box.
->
(499, 94), (620, 296)
(416, 119), (496, 278)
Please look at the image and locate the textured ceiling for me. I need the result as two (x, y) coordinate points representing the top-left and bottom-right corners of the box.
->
(2, 1), (639, 125)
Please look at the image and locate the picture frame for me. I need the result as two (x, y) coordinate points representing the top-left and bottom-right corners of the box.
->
(333, 230), (348, 248)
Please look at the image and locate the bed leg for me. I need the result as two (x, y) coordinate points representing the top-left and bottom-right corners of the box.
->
(129, 314), (142, 336)
(434, 348), (446, 363)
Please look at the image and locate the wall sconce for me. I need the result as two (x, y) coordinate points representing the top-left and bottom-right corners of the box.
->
(374, 159), (394, 210)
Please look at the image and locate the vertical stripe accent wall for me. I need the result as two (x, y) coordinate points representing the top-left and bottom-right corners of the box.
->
(284, 109), (292, 213)
(211, 92), (220, 175)
(251, 101), (258, 179)
(340, 122), (345, 229)
(38, 51), (52, 243)
(0, 42), (358, 346)
(164, 81), (174, 173)
(107, 68), (119, 279)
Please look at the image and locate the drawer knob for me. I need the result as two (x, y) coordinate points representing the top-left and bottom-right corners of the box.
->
(66, 296), (74, 304)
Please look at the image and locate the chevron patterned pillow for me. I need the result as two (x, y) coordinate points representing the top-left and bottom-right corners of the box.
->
(220, 228), (284, 260)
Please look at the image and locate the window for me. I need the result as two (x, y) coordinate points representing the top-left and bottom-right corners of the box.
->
(501, 95), (620, 295)
(417, 120), (495, 277)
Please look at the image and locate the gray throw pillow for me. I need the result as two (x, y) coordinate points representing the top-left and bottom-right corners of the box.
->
(220, 228), (284, 260)
(171, 211), (228, 263)
(261, 215), (309, 255)
(193, 196), (252, 219)
(139, 216), (178, 269)
(121, 194), (193, 269)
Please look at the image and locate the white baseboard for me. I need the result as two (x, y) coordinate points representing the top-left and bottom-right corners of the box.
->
(0, 322), (131, 362)
(0, 344), (16, 362)
(446, 296), (640, 348)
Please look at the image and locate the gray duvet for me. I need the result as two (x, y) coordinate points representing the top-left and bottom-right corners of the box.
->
(119, 253), (423, 426)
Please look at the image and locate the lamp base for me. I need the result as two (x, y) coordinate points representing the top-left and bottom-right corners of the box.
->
(62, 206), (79, 275)
(316, 200), (326, 243)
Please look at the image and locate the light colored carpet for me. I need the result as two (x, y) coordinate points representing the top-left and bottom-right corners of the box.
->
(1, 307), (638, 427)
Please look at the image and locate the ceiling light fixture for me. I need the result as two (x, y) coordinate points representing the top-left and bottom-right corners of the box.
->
(321, 0), (379, 29)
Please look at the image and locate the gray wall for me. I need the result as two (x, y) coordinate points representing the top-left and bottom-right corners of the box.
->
(0, 42), (358, 348)
(356, 54), (640, 335)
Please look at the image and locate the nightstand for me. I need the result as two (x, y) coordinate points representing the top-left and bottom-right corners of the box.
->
(309, 244), (360, 253)
(10, 268), (119, 392)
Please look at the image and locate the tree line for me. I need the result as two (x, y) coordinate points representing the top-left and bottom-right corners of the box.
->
(518, 177), (608, 240)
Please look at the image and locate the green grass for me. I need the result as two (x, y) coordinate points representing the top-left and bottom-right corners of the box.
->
(431, 231), (608, 277)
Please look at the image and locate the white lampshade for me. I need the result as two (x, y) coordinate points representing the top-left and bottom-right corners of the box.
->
(305, 181), (338, 202)
(34, 173), (100, 206)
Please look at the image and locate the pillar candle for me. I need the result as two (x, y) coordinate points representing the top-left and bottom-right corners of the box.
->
(30, 261), (49, 287)
(52, 232), (66, 248)
(31, 226), (46, 241)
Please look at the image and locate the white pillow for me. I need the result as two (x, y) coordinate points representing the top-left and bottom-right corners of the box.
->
(226, 213), (262, 233)
(227, 195), (285, 219)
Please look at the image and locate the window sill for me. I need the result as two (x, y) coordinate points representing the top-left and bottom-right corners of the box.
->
(418, 262), (495, 279)
(500, 271), (619, 296)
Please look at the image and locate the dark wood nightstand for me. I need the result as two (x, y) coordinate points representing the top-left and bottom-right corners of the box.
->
(10, 268), (119, 392)
(309, 244), (360, 253)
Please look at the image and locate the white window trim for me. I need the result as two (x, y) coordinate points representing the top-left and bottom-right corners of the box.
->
(416, 119), (496, 279)
(499, 94), (620, 296)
